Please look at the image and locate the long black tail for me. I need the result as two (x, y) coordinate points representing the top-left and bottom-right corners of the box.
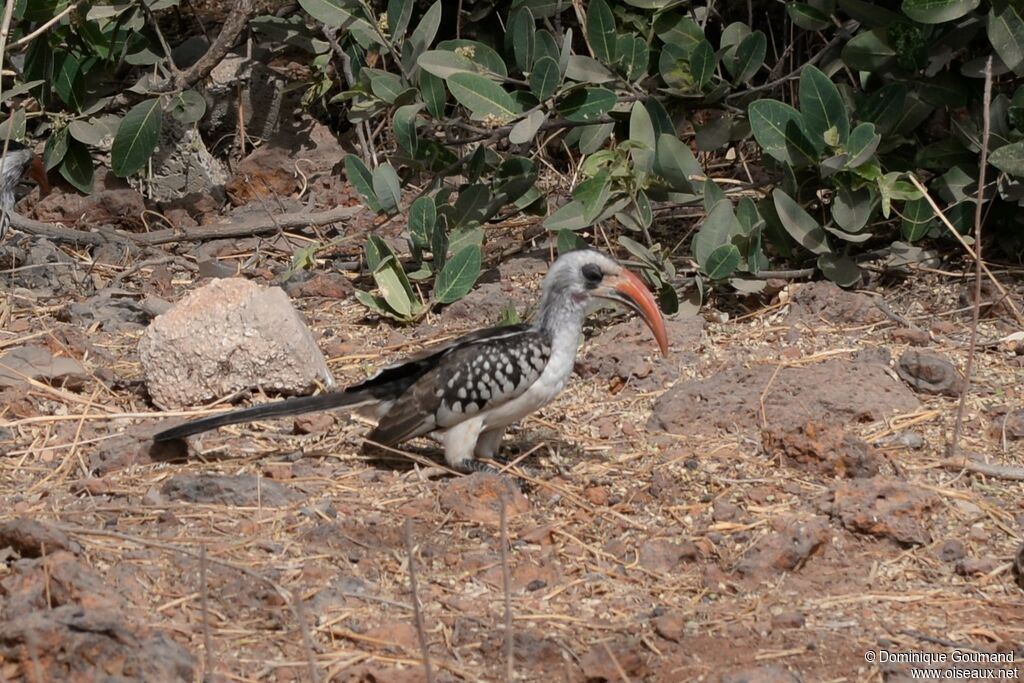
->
(152, 390), (374, 442)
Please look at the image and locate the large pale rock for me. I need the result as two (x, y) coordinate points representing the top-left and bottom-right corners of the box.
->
(139, 278), (333, 409)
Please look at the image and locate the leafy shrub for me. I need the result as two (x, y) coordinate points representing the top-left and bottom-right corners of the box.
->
(4, 0), (1023, 314)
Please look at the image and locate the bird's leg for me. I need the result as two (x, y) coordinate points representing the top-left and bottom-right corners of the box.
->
(442, 416), (485, 473)
(473, 426), (507, 459)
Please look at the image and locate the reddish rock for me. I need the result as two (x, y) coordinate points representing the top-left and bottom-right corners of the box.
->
(762, 421), (880, 478)
(638, 539), (700, 572)
(831, 477), (938, 545)
(897, 350), (963, 396)
(294, 412), (335, 434)
(937, 539), (967, 562)
(584, 485), (611, 506)
(580, 640), (649, 681)
(891, 327), (930, 345)
(438, 473), (529, 526)
(720, 664), (801, 683)
(284, 271), (354, 299)
(735, 516), (830, 578)
(650, 359), (920, 436)
(0, 519), (81, 558)
(653, 612), (687, 642)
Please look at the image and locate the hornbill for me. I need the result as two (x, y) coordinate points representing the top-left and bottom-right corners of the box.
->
(153, 249), (669, 472)
(0, 141), (49, 240)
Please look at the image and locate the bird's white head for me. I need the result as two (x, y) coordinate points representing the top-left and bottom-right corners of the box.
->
(537, 249), (669, 356)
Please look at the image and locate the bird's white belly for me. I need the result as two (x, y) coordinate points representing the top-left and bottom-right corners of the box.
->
(479, 338), (577, 430)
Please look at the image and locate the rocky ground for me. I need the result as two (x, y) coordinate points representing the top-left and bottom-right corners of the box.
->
(1, 163), (1023, 682)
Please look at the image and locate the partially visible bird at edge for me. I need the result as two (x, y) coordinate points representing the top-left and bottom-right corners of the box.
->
(153, 249), (670, 474)
(0, 140), (49, 240)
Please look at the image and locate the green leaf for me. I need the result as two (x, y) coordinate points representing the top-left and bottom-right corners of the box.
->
(841, 29), (896, 70)
(689, 39), (715, 89)
(655, 134), (701, 193)
(845, 122), (880, 168)
(787, 3), (831, 30)
(693, 200), (741, 266)
(565, 55), (616, 83)
(817, 253), (861, 287)
(575, 170), (612, 222)
(409, 196), (436, 250)
(586, 0), (617, 64)
(902, 0), (979, 24)
(365, 68), (406, 103)
(800, 65), (849, 150)
(451, 184), (490, 227)
(437, 39), (508, 78)
(509, 110), (548, 144)
(59, 139), (93, 194)
(629, 101), (656, 173)
(579, 123), (615, 154)
(915, 139), (976, 169)
(419, 71), (446, 118)
(167, 90), (206, 124)
(703, 244), (741, 280)
(408, 0), (442, 58)
(393, 103), (422, 154)
(654, 13), (704, 55)
(529, 56), (561, 100)
(989, 3), (1024, 74)
(387, 0), (413, 38)
(990, 140), (1024, 177)
(773, 189), (830, 255)
(901, 197), (936, 241)
(447, 73), (519, 120)
(299, 0), (374, 34)
(858, 83), (906, 135)
(365, 233), (392, 271)
(839, 0), (906, 26)
(732, 31), (766, 83)
(557, 229), (589, 253)
(373, 255), (419, 318)
(543, 200), (589, 230)
(558, 87), (616, 122)
(509, 7), (536, 73)
(111, 97), (163, 177)
(372, 163), (402, 213)
(617, 34), (649, 81)
(535, 30), (560, 63)
(435, 245), (482, 303)
(415, 49), (479, 79)
(344, 154), (382, 212)
(833, 184), (874, 232)
(54, 51), (83, 111)
(747, 100), (817, 166)
(44, 126), (69, 171)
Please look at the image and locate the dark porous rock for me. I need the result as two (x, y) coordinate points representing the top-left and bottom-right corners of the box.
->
(580, 639), (649, 682)
(762, 421), (880, 478)
(438, 473), (529, 527)
(161, 473), (305, 507)
(0, 519), (81, 558)
(936, 539), (967, 563)
(735, 516), (830, 579)
(897, 349), (963, 396)
(830, 477), (938, 545)
(638, 539), (701, 573)
(0, 346), (88, 391)
(579, 315), (703, 390)
(786, 281), (885, 326)
(650, 359), (920, 436)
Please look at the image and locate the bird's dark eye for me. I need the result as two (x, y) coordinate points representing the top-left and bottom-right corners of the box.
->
(581, 263), (604, 288)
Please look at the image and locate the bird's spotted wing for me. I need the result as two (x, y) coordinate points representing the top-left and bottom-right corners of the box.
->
(368, 327), (552, 446)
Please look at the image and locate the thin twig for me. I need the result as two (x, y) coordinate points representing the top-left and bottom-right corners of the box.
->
(939, 458), (1024, 481)
(8, 0), (81, 49)
(906, 174), (1023, 325)
(199, 545), (216, 683)
(404, 519), (435, 683)
(500, 496), (514, 683)
(149, 0), (255, 94)
(949, 56), (991, 460)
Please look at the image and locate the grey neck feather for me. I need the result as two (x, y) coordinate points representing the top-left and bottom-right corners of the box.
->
(533, 274), (587, 342)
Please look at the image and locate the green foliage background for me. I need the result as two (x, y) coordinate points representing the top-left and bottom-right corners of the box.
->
(5, 0), (1024, 317)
